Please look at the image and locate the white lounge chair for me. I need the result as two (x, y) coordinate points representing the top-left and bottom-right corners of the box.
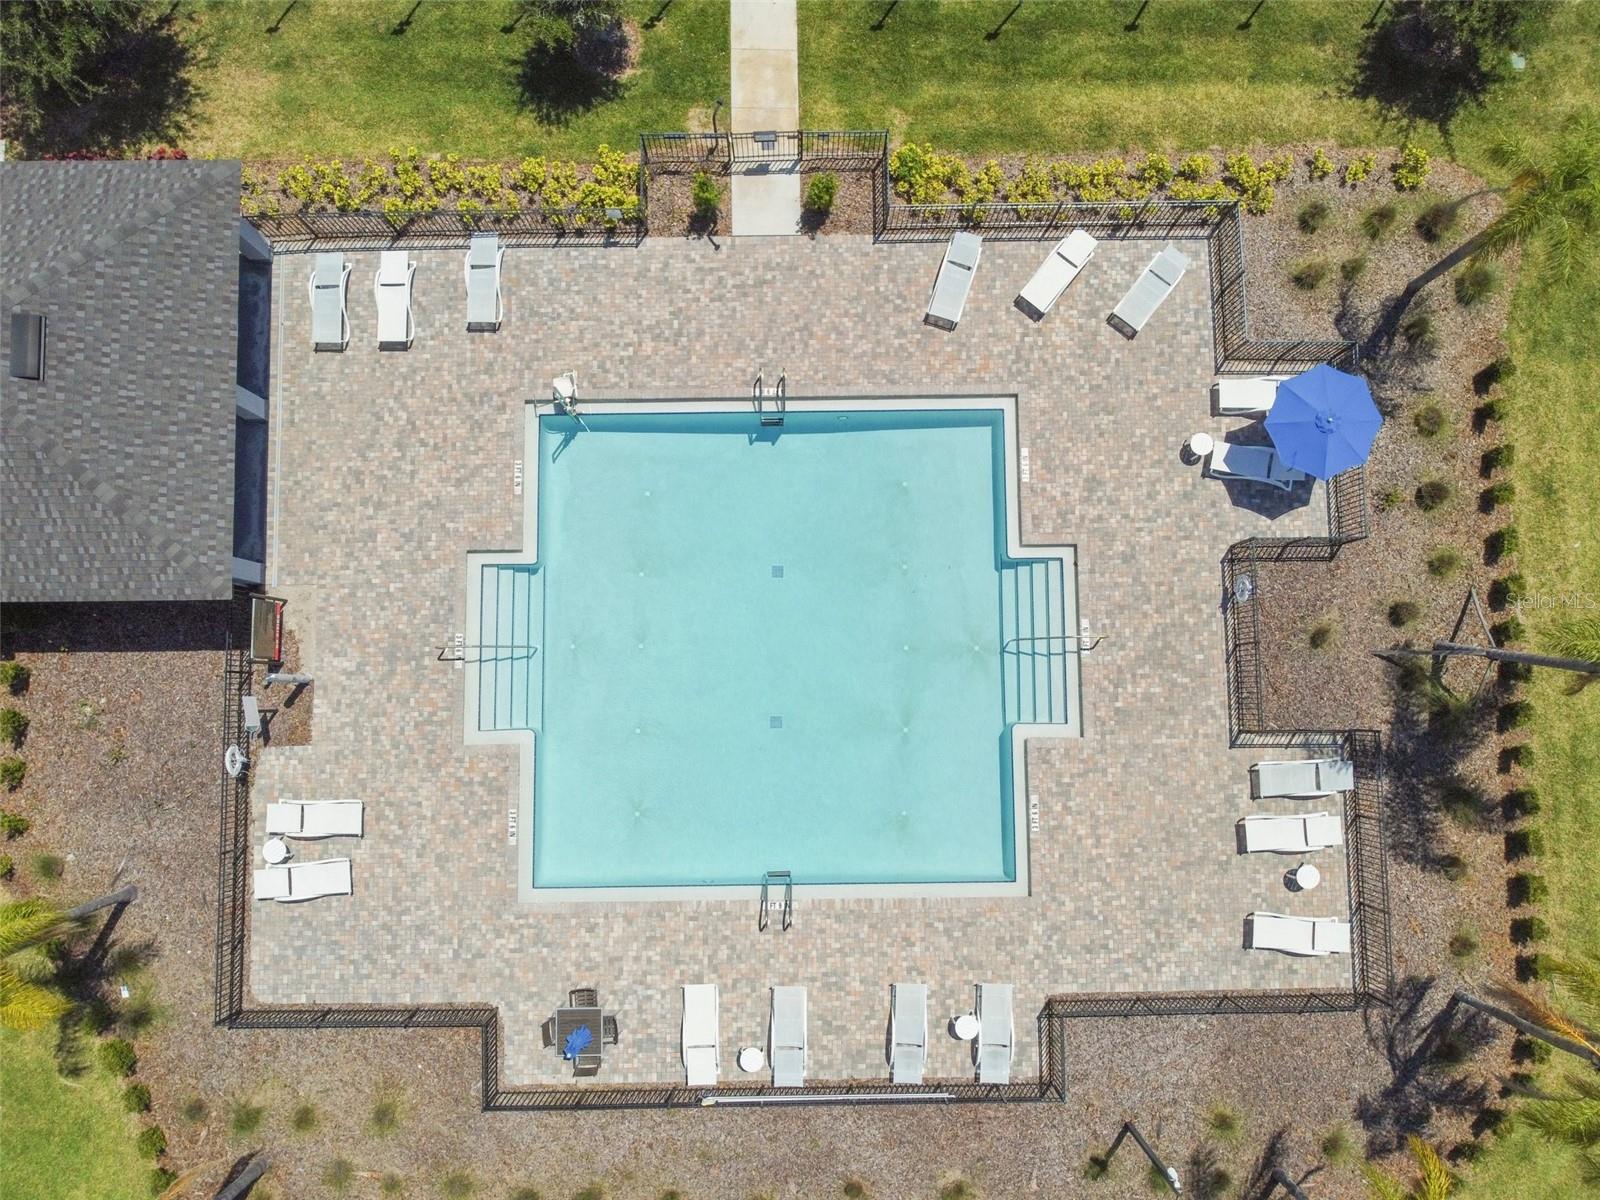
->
(1205, 442), (1308, 492)
(770, 986), (808, 1088)
(265, 800), (364, 839)
(1212, 375), (1292, 416)
(1238, 812), (1344, 854)
(681, 984), (719, 1087)
(1015, 229), (1097, 320)
(1246, 912), (1351, 956)
(464, 232), (504, 331)
(890, 983), (928, 1085)
(374, 250), (415, 348)
(1108, 246), (1190, 337)
(924, 231), (983, 331)
(252, 857), (352, 902)
(1250, 757), (1355, 798)
(309, 253), (350, 351)
(976, 983), (1014, 1085)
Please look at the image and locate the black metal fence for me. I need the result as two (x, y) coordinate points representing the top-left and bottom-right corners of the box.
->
(248, 205), (645, 250)
(638, 129), (887, 171)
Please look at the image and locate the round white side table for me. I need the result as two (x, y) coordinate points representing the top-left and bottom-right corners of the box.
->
(737, 1046), (765, 1073)
(1187, 432), (1215, 459)
(1291, 862), (1322, 891)
(263, 837), (290, 865)
(952, 1013), (980, 1041)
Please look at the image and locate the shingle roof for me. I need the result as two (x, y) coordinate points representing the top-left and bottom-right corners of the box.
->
(1, 160), (242, 603)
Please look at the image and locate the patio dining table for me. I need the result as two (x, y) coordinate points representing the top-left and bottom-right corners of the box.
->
(554, 1006), (604, 1075)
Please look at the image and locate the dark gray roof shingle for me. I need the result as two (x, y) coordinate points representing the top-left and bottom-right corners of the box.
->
(1, 160), (242, 602)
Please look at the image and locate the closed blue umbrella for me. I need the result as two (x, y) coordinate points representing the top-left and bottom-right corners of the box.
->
(1264, 364), (1382, 479)
(563, 1024), (594, 1059)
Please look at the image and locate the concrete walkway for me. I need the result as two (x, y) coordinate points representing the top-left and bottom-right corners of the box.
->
(729, 0), (800, 236)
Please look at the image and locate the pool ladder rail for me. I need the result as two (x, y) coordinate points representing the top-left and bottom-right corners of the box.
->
(754, 369), (787, 426)
(759, 869), (793, 931)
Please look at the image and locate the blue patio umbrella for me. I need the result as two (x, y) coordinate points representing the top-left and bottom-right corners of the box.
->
(563, 1023), (594, 1059)
(1263, 364), (1382, 479)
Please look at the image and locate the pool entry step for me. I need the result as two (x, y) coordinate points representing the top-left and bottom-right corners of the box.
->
(999, 558), (1071, 725)
(759, 870), (793, 931)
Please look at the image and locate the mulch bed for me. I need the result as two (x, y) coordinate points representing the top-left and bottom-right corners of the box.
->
(643, 167), (730, 240)
(800, 168), (878, 236)
(0, 151), (1542, 1197)
(247, 630), (312, 747)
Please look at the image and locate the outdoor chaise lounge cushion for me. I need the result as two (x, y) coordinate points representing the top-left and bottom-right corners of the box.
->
(1015, 229), (1098, 320)
(890, 982), (928, 1085)
(252, 858), (352, 902)
(770, 985), (808, 1087)
(681, 984), (719, 1087)
(265, 800), (364, 839)
(976, 982), (1014, 1085)
(309, 253), (350, 351)
(1108, 247), (1190, 337)
(1238, 812), (1344, 854)
(464, 233), (504, 331)
(1205, 442), (1308, 492)
(1249, 757), (1355, 798)
(924, 231), (983, 331)
(1246, 912), (1351, 956)
(1212, 375), (1292, 416)
(374, 250), (415, 348)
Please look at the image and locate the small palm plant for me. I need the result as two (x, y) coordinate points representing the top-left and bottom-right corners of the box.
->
(1361, 1137), (1454, 1200)
(0, 898), (74, 1031)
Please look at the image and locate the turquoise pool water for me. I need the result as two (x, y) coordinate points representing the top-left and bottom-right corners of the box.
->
(477, 409), (1069, 889)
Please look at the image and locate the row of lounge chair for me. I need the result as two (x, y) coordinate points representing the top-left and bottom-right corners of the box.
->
(310, 233), (506, 351)
(1242, 757), (1355, 957)
(252, 800), (365, 902)
(1200, 374), (1311, 491)
(681, 981), (1015, 1088)
(923, 229), (1190, 337)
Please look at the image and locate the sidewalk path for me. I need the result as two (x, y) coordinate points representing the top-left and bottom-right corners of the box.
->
(729, 0), (801, 235)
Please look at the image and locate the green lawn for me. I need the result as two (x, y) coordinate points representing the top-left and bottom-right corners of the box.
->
(0, 1029), (147, 1200)
(188, 0), (727, 160)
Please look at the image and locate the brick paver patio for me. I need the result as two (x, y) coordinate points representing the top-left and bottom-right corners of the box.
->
(250, 233), (1347, 1088)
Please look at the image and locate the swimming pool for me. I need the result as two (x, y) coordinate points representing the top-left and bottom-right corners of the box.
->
(466, 399), (1077, 898)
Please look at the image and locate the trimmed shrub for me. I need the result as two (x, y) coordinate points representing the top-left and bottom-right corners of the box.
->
(1344, 153), (1377, 185)
(148, 1169), (178, 1196)
(382, 1177), (409, 1198)
(1509, 872), (1548, 905)
(1506, 828), (1545, 860)
(1415, 479), (1452, 511)
(1487, 526), (1520, 562)
(1389, 600), (1423, 628)
(1498, 659), (1533, 683)
(135, 1125), (166, 1160)
(1308, 147), (1335, 180)
(122, 1082), (152, 1113)
(1516, 1035), (1553, 1064)
(1482, 481), (1517, 509)
(1483, 443), (1516, 473)
(1416, 201), (1460, 242)
(1320, 1125), (1354, 1164)
(1511, 916), (1549, 944)
(1297, 199), (1331, 233)
(1401, 310), (1438, 354)
(439, 1170), (476, 1199)
(324, 1158), (356, 1194)
(1291, 259), (1330, 289)
(1396, 657), (1430, 695)
(0, 757), (24, 792)
(1490, 572), (1526, 607)
(180, 1096), (207, 1123)
(290, 1101), (319, 1133)
(229, 1099), (264, 1135)
(1504, 788), (1541, 817)
(29, 852), (63, 881)
(1393, 140), (1431, 190)
(1499, 700), (1534, 731)
(1475, 397), (1506, 426)
(1477, 355), (1517, 392)
(369, 1094), (401, 1135)
(1440, 783), (1483, 827)
(0, 709), (26, 747)
(1360, 202), (1398, 238)
(1376, 487), (1403, 512)
(1308, 619), (1337, 650)
(0, 855), (12, 880)
(1519, 953), (1553, 982)
(1426, 547), (1463, 578)
(0, 662), (29, 694)
(842, 1183), (868, 1200)
(1136, 152), (1174, 188)
(1502, 742), (1535, 771)
(99, 1038), (137, 1076)
(803, 172), (837, 215)
(1491, 616), (1525, 644)
(1340, 254), (1369, 282)
(690, 172), (720, 220)
(1456, 260), (1501, 306)
(1412, 403), (1446, 436)
(1207, 1103), (1242, 1141)
(0, 809), (30, 838)
(1448, 929), (1478, 959)
(1176, 153), (1214, 181)
(1440, 854), (1469, 882)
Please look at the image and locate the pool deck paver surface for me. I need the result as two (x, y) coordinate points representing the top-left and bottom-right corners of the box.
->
(253, 234), (1343, 1087)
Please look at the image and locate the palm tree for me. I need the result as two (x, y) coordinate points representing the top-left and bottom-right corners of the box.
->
(1361, 1136), (1454, 1200)
(1546, 617), (1600, 669)
(1520, 1071), (1600, 1183)
(0, 897), (75, 1031)
(1400, 116), (1600, 302)
(0, 883), (137, 1032)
